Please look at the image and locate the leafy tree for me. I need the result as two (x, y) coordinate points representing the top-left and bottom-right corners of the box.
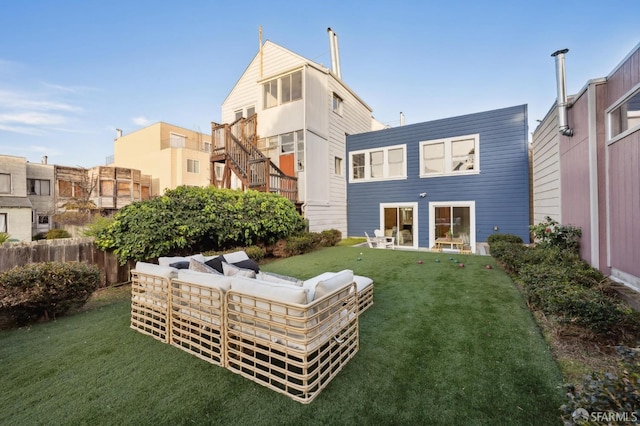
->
(94, 186), (304, 264)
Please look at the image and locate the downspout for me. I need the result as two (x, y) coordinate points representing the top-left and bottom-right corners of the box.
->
(587, 81), (599, 269)
(551, 49), (574, 137)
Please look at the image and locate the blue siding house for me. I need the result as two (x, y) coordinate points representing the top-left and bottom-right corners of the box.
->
(346, 104), (529, 253)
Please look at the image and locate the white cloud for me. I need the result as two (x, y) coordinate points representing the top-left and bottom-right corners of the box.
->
(0, 89), (82, 112)
(0, 112), (67, 126)
(0, 123), (44, 135)
(132, 116), (151, 126)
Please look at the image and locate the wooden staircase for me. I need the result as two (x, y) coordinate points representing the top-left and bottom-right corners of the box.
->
(210, 115), (298, 203)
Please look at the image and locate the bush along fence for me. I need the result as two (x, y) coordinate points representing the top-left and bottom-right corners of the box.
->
(0, 238), (134, 287)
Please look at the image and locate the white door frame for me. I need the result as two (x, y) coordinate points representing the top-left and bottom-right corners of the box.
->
(379, 202), (418, 249)
(429, 201), (476, 253)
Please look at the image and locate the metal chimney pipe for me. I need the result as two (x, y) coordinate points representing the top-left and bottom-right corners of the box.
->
(400, 112), (405, 126)
(551, 48), (573, 137)
(327, 27), (341, 78)
(42, 155), (48, 165)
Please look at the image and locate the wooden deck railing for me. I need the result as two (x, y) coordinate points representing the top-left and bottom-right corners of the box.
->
(211, 116), (298, 203)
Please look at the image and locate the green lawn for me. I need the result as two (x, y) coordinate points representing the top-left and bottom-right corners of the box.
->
(0, 246), (564, 425)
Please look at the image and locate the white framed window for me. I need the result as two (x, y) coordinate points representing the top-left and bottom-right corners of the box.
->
(333, 93), (343, 115)
(335, 157), (343, 175)
(607, 82), (640, 142)
(296, 130), (304, 171)
(187, 159), (199, 173)
(170, 133), (186, 148)
(234, 110), (243, 121)
(349, 144), (407, 182)
(246, 106), (256, 117)
(262, 70), (302, 109)
(419, 134), (479, 177)
(27, 179), (51, 196)
(203, 141), (211, 153)
(0, 213), (6, 232)
(0, 173), (11, 193)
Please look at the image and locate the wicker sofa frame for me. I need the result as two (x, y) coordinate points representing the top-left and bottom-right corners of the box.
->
(129, 264), (371, 403)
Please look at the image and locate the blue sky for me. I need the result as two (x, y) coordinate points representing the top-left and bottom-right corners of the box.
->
(1, 0), (639, 168)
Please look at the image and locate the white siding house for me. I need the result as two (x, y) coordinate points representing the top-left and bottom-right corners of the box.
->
(532, 103), (562, 225)
(221, 40), (375, 235)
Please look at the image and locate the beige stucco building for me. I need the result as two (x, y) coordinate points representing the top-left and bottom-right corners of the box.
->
(111, 122), (212, 196)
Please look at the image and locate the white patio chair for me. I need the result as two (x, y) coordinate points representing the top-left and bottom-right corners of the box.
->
(373, 229), (395, 249)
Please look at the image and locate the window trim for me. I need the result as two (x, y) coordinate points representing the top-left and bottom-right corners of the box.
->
(419, 133), (480, 178)
(606, 81), (640, 145)
(349, 144), (407, 183)
(187, 159), (200, 174)
(0, 173), (11, 194)
(27, 178), (51, 196)
(332, 93), (343, 116)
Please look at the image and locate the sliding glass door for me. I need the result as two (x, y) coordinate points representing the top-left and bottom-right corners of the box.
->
(429, 201), (475, 252)
(380, 203), (418, 248)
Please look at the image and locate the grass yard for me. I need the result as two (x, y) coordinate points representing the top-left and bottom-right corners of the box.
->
(0, 246), (564, 425)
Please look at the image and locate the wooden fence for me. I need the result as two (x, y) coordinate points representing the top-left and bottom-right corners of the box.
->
(0, 238), (134, 287)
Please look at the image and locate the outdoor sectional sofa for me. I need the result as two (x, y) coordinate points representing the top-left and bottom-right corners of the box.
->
(130, 251), (374, 403)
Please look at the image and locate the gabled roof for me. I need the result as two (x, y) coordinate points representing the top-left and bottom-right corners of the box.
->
(222, 40), (372, 112)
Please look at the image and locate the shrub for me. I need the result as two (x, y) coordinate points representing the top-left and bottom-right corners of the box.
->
(94, 186), (305, 264)
(0, 232), (10, 243)
(244, 245), (266, 261)
(32, 232), (47, 241)
(530, 216), (581, 252)
(0, 262), (100, 325)
(284, 233), (322, 257)
(487, 233), (524, 244)
(82, 214), (114, 238)
(46, 229), (71, 239)
(561, 346), (640, 425)
(319, 229), (342, 247)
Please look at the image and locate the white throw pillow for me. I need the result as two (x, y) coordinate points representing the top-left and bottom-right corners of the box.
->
(158, 254), (205, 266)
(313, 269), (354, 301)
(222, 250), (249, 264)
(134, 261), (178, 279)
(222, 261), (256, 278)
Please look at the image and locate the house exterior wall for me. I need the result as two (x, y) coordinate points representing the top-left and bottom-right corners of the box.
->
(561, 89), (593, 263)
(0, 155), (32, 241)
(113, 122), (211, 196)
(551, 44), (639, 288)
(531, 104), (562, 224)
(26, 162), (55, 236)
(347, 105), (530, 248)
(221, 40), (374, 235)
(604, 45), (640, 287)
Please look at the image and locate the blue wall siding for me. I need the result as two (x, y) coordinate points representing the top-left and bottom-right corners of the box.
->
(347, 104), (530, 245)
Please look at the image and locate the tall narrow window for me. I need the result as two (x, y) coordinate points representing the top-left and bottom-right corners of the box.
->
(333, 93), (343, 115)
(388, 148), (404, 177)
(335, 157), (343, 175)
(352, 153), (365, 179)
(0, 213), (7, 232)
(263, 80), (278, 109)
(296, 130), (304, 171)
(0, 173), (10, 194)
(370, 151), (384, 178)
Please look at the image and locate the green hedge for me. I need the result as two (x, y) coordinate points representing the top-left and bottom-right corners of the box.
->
(0, 262), (100, 325)
(489, 241), (639, 338)
(94, 186), (306, 264)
